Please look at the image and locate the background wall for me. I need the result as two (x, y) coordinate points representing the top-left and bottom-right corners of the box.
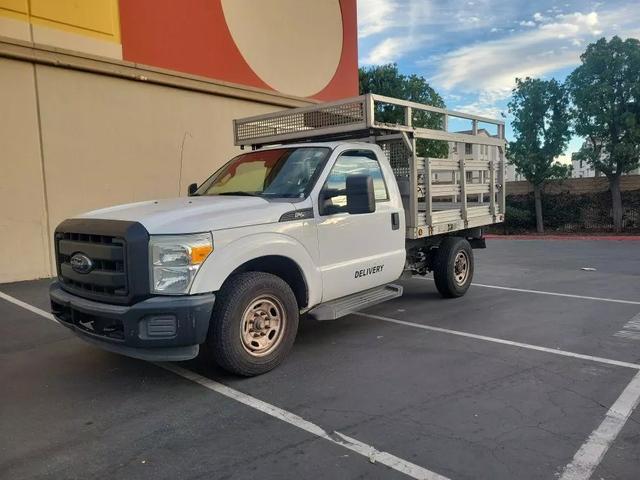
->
(506, 176), (640, 195)
(0, 0), (358, 99)
(0, 58), (51, 281)
(0, 46), (316, 283)
(0, 0), (122, 57)
(0, 0), (358, 283)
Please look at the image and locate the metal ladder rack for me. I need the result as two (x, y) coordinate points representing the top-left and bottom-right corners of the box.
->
(233, 94), (506, 239)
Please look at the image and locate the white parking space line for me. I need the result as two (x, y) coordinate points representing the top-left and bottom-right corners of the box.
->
(354, 312), (640, 371)
(356, 311), (640, 479)
(0, 291), (57, 321)
(159, 363), (450, 480)
(558, 371), (640, 480)
(412, 277), (640, 305)
(0, 291), (448, 480)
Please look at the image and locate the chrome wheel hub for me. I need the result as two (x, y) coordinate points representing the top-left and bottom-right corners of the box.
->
(240, 295), (286, 357)
(454, 251), (470, 286)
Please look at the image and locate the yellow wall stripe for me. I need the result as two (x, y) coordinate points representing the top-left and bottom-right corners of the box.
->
(0, 0), (120, 43)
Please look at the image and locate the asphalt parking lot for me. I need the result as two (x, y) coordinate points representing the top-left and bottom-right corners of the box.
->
(1, 239), (639, 480)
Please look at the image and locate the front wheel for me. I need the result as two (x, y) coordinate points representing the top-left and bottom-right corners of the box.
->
(433, 237), (474, 298)
(206, 272), (299, 376)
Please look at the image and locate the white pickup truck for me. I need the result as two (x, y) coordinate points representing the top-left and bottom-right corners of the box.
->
(50, 95), (505, 376)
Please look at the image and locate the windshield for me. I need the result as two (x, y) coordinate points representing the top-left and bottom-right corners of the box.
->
(195, 147), (330, 199)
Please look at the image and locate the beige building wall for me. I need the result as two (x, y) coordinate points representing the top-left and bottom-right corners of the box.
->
(0, 58), (51, 281)
(0, 41), (313, 283)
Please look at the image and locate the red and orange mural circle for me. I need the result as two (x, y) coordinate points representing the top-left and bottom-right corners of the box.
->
(119, 0), (358, 100)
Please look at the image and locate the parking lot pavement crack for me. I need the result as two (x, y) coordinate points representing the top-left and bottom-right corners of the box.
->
(494, 421), (575, 447)
(626, 415), (640, 427)
(315, 363), (570, 441)
(486, 442), (523, 479)
(558, 371), (640, 480)
(531, 366), (614, 414)
(300, 404), (388, 419)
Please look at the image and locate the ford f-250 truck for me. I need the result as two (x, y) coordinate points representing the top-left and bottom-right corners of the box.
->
(50, 94), (506, 376)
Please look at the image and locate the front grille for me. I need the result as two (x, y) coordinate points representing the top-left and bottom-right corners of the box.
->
(55, 219), (150, 306)
(56, 231), (128, 299)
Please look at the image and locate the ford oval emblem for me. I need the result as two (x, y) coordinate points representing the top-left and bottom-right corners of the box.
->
(70, 253), (93, 274)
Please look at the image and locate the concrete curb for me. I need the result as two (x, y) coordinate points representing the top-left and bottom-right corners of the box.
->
(485, 234), (640, 241)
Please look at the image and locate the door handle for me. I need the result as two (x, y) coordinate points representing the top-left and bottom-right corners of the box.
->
(391, 212), (400, 230)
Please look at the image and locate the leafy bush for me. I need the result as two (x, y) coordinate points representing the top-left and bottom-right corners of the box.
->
(493, 189), (640, 233)
(504, 206), (535, 232)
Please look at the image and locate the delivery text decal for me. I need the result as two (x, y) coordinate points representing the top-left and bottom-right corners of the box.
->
(355, 265), (384, 279)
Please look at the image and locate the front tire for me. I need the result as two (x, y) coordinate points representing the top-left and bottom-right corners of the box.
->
(206, 272), (299, 376)
(433, 237), (474, 298)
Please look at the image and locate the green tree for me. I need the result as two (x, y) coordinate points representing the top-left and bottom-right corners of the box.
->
(508, 77), (572, 233)
(359, 63), (448, 158)
(567, 36), (640, 232)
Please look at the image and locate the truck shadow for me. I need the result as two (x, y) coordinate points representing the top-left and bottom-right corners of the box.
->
(180, 290), (445, 381)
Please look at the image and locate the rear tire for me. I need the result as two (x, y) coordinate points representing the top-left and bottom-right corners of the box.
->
(206, 272), (299, 376)
(433, 237), (473, 298)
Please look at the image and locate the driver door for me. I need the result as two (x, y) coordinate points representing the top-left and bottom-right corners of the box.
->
(315, 149), (405, 301)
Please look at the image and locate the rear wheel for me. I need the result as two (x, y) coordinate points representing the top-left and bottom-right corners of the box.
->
(206, 272), (299, 376)
(433, 237), (474, 298)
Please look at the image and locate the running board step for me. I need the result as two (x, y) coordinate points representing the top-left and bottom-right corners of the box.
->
(309, 284), (403, 321)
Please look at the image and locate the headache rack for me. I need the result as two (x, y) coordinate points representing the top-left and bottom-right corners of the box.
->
(233, 94), (506, 240)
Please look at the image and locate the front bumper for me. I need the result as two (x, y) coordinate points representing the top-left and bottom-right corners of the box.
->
(50, 282), (215, 361)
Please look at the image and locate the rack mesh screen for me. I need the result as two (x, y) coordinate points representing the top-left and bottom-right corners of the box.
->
(379, 138), (411, 178)
(235, 100), (366, 144)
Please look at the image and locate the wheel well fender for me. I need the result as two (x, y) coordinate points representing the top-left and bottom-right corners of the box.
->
(225, 256), (308, 308)
(190, 233), (321, 308)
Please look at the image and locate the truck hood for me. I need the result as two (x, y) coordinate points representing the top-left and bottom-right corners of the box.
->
(78, 196), (296, 234)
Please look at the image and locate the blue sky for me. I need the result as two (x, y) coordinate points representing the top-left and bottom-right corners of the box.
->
(357, 0), (640, 162)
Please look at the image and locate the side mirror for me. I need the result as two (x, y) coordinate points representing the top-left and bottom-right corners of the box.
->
(346, 175), (375, 214)
(188, 183), (198, 196)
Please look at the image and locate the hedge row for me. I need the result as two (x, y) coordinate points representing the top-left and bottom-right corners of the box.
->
(492, 189), (640, 233)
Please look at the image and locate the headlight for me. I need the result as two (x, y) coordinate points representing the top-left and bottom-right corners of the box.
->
(149, 233), (213, 294)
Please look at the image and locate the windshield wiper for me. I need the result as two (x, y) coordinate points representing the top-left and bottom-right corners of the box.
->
(261, 192), (301, 198)
(217, 191), (259, 197)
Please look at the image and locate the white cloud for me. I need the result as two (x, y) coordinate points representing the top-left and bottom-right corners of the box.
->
(357, 1), (640, 139)
(361, 35), (432, 64)
(533, 12), (548, 22)
(357, 0), (399, 38)
(357, 0), (438, 38)
(454, 90), (508, 118)
(423, 7), (640, 122)
(358, 0), (504, 65)
(357, 0), (502, 40)
(454, 101), (503, 119)
(539, 12), (602, 37)
(429, 11), (607, 93)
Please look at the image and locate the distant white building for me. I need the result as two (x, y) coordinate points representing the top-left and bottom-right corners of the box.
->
(435, 129), (511, 206)
(440, 129), (497, 184)
(571, 152), (597, 178)
(445, 129), (523, 182)
(571, 139), (640, 178)
(505, 162), (525, 182)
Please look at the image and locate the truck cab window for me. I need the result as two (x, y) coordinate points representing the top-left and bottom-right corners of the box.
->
(196, 147), (329, 198)
(320, 150), (388, 214)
